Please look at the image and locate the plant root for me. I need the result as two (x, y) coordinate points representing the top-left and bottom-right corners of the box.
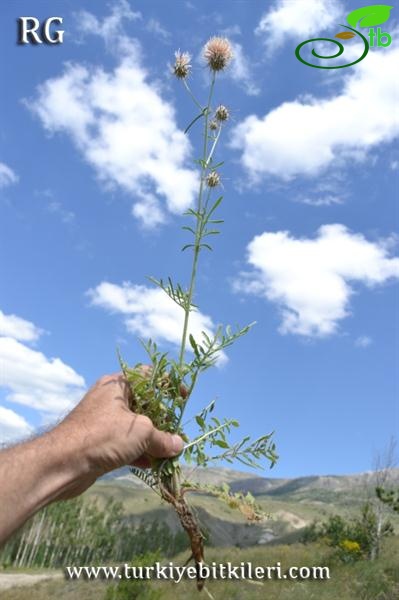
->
(160, 482), (205, 591)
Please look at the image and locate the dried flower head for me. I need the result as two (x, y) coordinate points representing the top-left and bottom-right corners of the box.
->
(206, 171), (221, 188)
(209, 119), (219, 131)
(203, 37), (233, 71)
(215, 105), (229, 122)
(173, 50), (192, 79)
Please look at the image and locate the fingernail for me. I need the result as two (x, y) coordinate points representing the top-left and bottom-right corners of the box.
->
(171, 434), (184, 454)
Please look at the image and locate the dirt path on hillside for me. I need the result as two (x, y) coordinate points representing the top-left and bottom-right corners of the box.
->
(0, 572), (62, 590)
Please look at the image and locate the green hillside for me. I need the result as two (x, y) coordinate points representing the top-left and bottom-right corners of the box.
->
(1, 537), (398, 600)
(85, 467), (399, 547)
(1, 467), (398, 599)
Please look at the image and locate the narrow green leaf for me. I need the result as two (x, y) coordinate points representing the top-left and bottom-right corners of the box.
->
(195, 415), (206, 429)
(213, 440), (229, 449)
(189, 333), (197, 349)
(182, 226), (196, 235)
(206, 196), (223, 219)
(184, 109), (206, 134)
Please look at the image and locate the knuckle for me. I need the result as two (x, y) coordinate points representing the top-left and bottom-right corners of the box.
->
(98, 373), (122, 387)
(137, 414), (154, 432)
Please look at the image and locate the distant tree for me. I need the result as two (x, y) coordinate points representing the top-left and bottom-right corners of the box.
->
(376, 486), (399, 513)
(368, 437), (398, 560)
(301, 504), (394, 563)
(0, 496), (185, 569)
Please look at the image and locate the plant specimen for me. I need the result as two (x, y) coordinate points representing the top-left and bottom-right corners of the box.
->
(119, 36), (278, 591)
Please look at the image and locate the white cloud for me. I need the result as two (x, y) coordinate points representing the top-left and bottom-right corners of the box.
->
(0, 406), (33, 444)
(0, 310), (43, 342)
(88, 281), (227, 364)
(255, 0), (342, 53)
(355, 335), (372, 348)
(75, 0), (142, 57)
(146, 18), (171, 41)
(221, 25), (242, 37)
(27, 5), (198, 229)
(0, 337), (86, 415)
(47, 200), (75, 224)
(298, 195), (343, 207)
(0, 310), (86, 420)
(131, 193), (166, 229)
(230, 42), (260, 96)
(230, 47), (399, 180)
(234, 224), (399, 337)
(0, 162), (18, 188)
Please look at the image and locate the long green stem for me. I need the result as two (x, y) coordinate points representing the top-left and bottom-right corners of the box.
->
(206, 124), (222, 167)
(183, 420), (234, 451)
(178, 72), (216, 373)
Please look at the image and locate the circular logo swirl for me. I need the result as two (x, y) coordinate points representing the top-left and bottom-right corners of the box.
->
(295, 25), (369, 69)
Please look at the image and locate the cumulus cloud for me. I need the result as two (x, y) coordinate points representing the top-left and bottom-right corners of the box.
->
(255, 0), (342, 53)
(131, 193), (166, 229)
(0, 406), (33, 444)
(88, 281), (227, 364)
(0, 310), (86, 426)
(0, 310), (43, 342)
(0, 162), (18, 188)
(234, 224), (399, 337)
(0, 337), (86, 415)
(27, 4), (198, 229)
(230, 47), (399, 180)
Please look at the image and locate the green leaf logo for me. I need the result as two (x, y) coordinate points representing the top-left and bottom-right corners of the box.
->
(347, 4), (393, 28)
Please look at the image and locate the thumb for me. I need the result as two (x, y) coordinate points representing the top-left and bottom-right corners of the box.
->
(146, 428), (184, 458)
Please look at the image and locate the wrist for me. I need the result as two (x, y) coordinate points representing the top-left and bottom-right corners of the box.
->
(49, 419), (98, 478)
(29, 425), (94, 508)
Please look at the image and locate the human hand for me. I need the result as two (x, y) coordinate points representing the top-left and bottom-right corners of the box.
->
(52, 372), (184, 499)
(0, 372), (184, 545)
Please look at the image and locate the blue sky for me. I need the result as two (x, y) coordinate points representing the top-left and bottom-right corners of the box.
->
(0, 0), (398, 478)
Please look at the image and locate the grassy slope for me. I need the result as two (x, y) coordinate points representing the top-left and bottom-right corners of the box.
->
(1, 537), (398, 600)
(2, 469), (398, 599)
(85, 472), (399, 547)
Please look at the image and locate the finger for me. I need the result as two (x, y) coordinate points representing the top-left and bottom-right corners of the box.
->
(97, 373), (124, 386)
(147, 428), (184, 458)
(97, 373), (130, 404)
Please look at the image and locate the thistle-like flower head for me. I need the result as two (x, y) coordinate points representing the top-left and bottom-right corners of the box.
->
(173, 50), (192, 79)
(209, 119), (219, 131)
(203, 37), (233, 72)
(206, 171), (221, 188)
(215, 105), (229, 122)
